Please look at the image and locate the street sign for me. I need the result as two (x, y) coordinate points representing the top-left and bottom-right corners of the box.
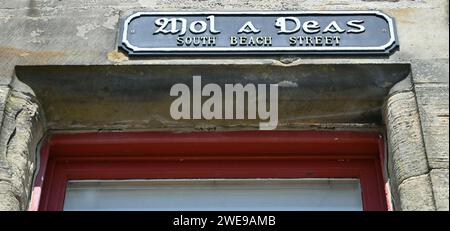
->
(119, 11), (399, 56)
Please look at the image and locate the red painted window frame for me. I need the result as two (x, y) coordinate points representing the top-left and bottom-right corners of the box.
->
(30, 131), (389, 211)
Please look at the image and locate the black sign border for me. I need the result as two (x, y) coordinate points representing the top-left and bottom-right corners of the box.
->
(118, 11), (399, 56)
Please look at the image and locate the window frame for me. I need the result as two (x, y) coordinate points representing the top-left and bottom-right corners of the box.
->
(29, 131), (388, 211)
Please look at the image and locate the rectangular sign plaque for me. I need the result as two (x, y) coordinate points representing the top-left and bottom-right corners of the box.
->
(119, 11), (399, 56)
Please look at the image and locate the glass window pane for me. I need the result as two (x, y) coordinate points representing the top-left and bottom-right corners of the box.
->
(63, 178), (362, 211)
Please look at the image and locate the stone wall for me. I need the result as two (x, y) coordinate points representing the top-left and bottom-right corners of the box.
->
(0, 0), (448, 210)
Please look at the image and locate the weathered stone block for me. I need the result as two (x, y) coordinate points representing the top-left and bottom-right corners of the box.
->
(398, 174), (436, 211)
(430, 169), (449, 211)
(411, 59), (449, 84)
(415, 84), (449, 169)
(0, 84), (44, 211)
(0, 186), (21, 211)
(0, 86), (10, 127)
(385, 90), (429, 185)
